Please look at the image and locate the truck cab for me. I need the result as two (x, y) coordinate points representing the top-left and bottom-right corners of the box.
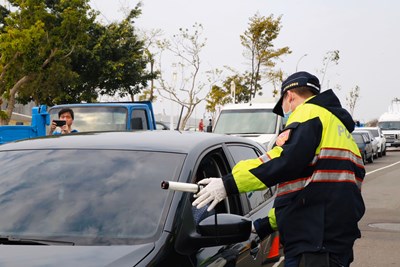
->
(48, 102), (156, 132)
(213, 100), (283, 149)
(0, 101), (156, 145)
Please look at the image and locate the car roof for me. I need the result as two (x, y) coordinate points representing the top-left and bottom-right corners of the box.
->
(0, 131), (263, 153)
(352, 131), (368, 136)
(220, 102), (276, 110)
(49, 102), (150, 108)
(353, 130), (372, 136)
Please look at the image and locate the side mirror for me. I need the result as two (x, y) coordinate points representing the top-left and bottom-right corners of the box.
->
(175, 213), (252, 255)
(198, 214), (251, 238)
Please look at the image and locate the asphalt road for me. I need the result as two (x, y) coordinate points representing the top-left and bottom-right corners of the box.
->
(352, 147), (400, 266)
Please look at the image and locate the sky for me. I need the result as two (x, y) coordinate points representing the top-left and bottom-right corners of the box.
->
(89, 0), (400, 123)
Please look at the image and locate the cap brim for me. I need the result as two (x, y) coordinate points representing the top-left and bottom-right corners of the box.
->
(273, 95), (284, 117)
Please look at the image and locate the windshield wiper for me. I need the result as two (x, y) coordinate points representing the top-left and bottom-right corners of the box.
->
(239, 132), (263, 135)
(0, 236), (75, 246)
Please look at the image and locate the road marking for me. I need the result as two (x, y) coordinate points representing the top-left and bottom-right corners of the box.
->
(272, 257), (285, 267)
(366, 160), (400, 176)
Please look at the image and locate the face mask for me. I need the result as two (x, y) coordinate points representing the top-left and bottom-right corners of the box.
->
(283, 101), (292, 118)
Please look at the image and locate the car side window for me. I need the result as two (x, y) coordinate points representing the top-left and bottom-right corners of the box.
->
(194, 149), (229, 214)
(227, 145), (275, 213)
(193, 147), (248, 217)
(131, 109), (149, 130)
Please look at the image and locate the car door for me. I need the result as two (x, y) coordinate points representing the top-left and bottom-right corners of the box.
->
(362, 133), (373, 161)
(190, 146), (250, 266)
(225, 144), (282, 266)
(189, 143), (280, 267)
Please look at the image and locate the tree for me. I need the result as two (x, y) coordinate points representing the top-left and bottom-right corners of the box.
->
(205, 84), (230, 120)
(0, 0), (96, 124)
(205, 74), (252, 111)
(320, 50), (340, 89)
(138, 28), (163, 102)
(94, 6), (157, 101)
(267, 68), (284, 97)
(0, 1), (157, 124)
(346, 85), (360, 117)
(156, 23), (207, 130)
(240, 13), (291, 100)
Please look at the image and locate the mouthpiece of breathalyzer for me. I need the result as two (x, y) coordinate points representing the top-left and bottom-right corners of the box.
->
(161, 181), (203, 193)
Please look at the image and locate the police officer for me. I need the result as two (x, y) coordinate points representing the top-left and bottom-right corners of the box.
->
(193, 71), (365, 267)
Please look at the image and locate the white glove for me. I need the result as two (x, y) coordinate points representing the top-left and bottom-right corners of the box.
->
(192, 178), (227, 212)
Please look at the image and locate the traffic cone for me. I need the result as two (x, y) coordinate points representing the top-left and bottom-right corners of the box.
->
(263, 234), (281, 264)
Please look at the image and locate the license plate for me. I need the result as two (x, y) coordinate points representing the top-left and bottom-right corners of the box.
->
(387, 143), (391, 147)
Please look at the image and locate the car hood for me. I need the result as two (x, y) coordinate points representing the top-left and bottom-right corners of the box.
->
(236, 133), (276, 144)
(382, 130), (400, 134)
(0, 244), (154, 267)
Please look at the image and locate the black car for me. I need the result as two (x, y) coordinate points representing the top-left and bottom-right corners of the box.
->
(352, 131), (374, 164)
(0, 131), (282, 266)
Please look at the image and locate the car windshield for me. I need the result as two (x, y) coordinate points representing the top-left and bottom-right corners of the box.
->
(0, 149), (185, 245)
(365, 129), (378, 137)
(352, 133), (363, 144)
(213, 109), (277, 135)
(378, 121), (400, 130)
(49, 106), (128, 131)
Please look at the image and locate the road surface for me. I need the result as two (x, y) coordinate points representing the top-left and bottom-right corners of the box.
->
(352, 148), (400, 266)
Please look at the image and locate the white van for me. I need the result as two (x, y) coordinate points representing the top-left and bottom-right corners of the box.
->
(378, 98), (400, 148)
(213, 100), (283, 149)
(378, 112), (400, 148)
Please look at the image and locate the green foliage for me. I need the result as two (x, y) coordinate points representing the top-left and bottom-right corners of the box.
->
(0, 110), (8, 120)
(0, 0), (95, 109)
(205, 85), (230, 113)
(94, 7), (157, 100)
(240, 13), (291, 99)
(206, 13), (289, 113)
(206, 73), (258, 113)
(0, 0), (158, 117)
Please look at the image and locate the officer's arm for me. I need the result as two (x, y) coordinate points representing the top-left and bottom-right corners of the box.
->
(223, 117), (323, 195)
(253, 208), (278, 239)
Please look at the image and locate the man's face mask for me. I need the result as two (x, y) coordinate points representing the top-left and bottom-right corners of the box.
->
(282, 93), (292, 119)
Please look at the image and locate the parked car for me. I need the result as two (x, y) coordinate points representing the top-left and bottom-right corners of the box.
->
(0, 131), (282, 266)
(354, 129), (379, 159)
(352, 131), (374, 164)
(356, 127), (386, 157)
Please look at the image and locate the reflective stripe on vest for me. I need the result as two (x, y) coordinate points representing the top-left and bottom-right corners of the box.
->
(319, 147), (364, 167)
(276, 148), (363, 197)
(277, 176), (311, 197)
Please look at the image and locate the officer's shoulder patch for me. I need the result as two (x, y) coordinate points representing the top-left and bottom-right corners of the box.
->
(276, 129), (292, 146)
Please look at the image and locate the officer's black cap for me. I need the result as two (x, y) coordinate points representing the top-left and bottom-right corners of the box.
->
(273, 71), (321, 116)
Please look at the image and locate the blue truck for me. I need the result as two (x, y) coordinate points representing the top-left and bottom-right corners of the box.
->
(0, 101), (157, 145)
